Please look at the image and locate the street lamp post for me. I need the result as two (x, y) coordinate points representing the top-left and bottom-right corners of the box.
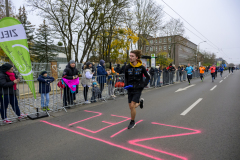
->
(196, 41), (206, 67)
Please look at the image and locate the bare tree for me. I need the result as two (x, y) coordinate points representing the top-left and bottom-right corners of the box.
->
(133, 0), (164, 52)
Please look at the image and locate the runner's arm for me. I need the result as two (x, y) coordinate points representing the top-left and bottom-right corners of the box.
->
(124, 67), (128, 87)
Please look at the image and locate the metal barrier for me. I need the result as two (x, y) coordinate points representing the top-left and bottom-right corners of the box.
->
(0, 71), (211, 125)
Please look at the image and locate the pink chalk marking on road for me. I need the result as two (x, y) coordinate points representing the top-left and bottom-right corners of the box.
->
(76, 114), (131, 133)
(68, 110), (102, 126)
(110, 120), (144, 138)
(128, 122), (201, 160)
(40, 120), (163, 160)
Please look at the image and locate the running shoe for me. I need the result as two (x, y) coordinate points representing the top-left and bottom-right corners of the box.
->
(189, 83), (191, 85)
(46, 106), (50, 111)
(84, 100), (91, 104)
(3, 119), (12, 124)
(18, 114), (26, 120)
(140, 98), (144, 109)
(128, 121), (136, 129)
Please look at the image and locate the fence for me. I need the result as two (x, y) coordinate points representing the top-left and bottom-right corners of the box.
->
(0, 70), (210, 125)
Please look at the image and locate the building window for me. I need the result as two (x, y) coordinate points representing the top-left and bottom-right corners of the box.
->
(164, 38), (167, 43)
(159, 46), (162, 51)
(168, 45), (171, 50)
(155, 46), (158, 51)
(159, 39), (162, 43)
(155, 39), (158, 44)
(164, 45), (167, 50)
(146, 47), (149, 52)
(150, 40), (153, 44)
(150, 46), (153, 51)
(168, 38), (171, 42)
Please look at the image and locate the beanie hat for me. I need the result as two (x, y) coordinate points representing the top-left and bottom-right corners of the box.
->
(1, 63), (13, 73)
(69, 60), (75, 64)
(92, 82), (97, 86)
(86, 62), (92, 68)
(100, 59), (105, 66)
(41, 71), (47, 76)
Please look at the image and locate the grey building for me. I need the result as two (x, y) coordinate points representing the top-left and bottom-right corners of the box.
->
(142, 35), (197, 67)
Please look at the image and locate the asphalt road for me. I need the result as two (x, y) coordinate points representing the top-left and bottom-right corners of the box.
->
(0, 70), (240, 160)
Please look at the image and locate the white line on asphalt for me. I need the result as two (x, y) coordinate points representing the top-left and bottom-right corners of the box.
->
(210, 85), (217, 91)
(180, 98), (203, 116)
(219, 80), (223, 83)
(175, 84), (196, 92)
(224, 77), (226, 79)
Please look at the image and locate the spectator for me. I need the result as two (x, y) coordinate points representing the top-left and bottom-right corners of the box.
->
(91, 82), (101, 102)
(62, 60), (79, 107)
(97, 59), (108, 99)
(115, 64), (121, 74)
(149, 67), (155, 87)
(92, 62), (96, 77)
(178, 65), (184, 82)
(0, 63), (25, 124)
(106, 68), (115, 98)
(37, 71), (54, 111)
(168, 63), (176, 84)
(81, 62), (93, 104)
(156, 65), (162, 87)
(120, 62), (127, 74)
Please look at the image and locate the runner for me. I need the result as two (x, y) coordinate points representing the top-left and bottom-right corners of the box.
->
(185, 63), (194, 85)
(209, 64), (216, 82)
(124, 50), (150, 129)
(219, 66), (224, 77)
(215, 66), (218, 78)
(199, 65), (205, 82)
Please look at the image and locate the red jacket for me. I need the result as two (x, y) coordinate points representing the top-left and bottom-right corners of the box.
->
(209, 66), (216, 73)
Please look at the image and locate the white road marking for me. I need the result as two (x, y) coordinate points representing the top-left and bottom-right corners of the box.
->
(224, 77), (226, 79)
(180, 98), (203, 116)
(175, 84), (196, 92)
(219, 80), (223, 83)
(210, 85), (217, 91)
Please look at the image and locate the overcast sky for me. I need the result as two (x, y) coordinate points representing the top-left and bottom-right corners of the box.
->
(12, 0), (240, 64)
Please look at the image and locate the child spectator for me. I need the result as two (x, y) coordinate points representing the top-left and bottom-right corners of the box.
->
(37, 71), (54, 111)
(106, 68), (115, 97)
(91, 82), (101, 102)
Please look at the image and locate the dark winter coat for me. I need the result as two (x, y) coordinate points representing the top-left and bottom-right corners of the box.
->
(115, 64), (121, 74)
(120, 62), (127, 74)
(97, 64), (108, 84)
(0, 71), (18, 95)
(168, 65), (176, 72)
(178, 66), (183, 75)
(124, 60), (150, 92)
(92, 64), (96, 76)
(155, 68), (162, 76)
(37, 75), (54, 94)
(149, 68), (155, 75)
(62, 63), (79, 79)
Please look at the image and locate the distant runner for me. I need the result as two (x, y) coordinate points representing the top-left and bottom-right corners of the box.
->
(199, 65), (206, 82)
(185, 63), (194, 85)
(209, 64), (216, 82)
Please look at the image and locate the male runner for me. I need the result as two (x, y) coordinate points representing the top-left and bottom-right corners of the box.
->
(124, 50), (150, 129)
(199, 65), (205, 82)
(219, 66), (224, 77)
(185, 63), (194, 85)
(209, 64), (216, 82)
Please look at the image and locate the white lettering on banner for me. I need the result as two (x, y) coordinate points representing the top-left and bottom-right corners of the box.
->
(0, 24), (27, 42)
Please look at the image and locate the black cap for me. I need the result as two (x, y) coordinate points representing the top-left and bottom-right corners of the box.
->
(1, 63), (13, 73)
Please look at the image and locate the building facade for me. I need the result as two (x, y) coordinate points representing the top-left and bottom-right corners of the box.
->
(142, 35), (197, 67)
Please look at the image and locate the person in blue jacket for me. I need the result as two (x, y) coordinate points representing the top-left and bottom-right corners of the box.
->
(37, 71), (54, 111)
(185, 63), (194, 85)
(97, 59), (108, 99)
(219, 66), (224, 77)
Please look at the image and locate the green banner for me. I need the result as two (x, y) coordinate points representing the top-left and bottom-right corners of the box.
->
(0, 17), (36, 99)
